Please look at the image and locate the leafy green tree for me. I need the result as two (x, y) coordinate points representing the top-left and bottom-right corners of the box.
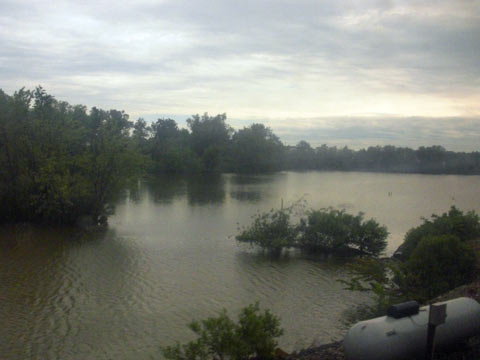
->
(187, 113), (232, 155)
(286, 141), (316, 170)
(187, 113), (232, 172)
(150, 118), (200, 173)
(132, 118), (151, 151)
(0, 87), (143, 225)
(81, 108), (142, 223)
(231, 124), (284, 173)
(352, 218), (389, 256)
(162, 303), (283, 360)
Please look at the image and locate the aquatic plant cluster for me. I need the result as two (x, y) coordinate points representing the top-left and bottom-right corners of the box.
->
(236, 206), (388, 257)
(167, 206), (480, 359)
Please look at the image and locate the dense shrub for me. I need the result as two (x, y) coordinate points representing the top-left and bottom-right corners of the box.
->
(237, 206), (388, 257)
(399, 206), (480, 260)
(406, 235), (476, 300)
(236, 208), (296, 254)
(342, 232), (478, 322)
(0, 87), (143, 224)
(298, 209), (388, 256)
(162, 303), (283, 360)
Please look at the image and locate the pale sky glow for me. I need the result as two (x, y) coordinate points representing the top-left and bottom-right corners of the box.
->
(1, 0), (479, 150)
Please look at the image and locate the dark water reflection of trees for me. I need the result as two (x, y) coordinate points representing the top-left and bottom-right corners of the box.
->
(125, 174), (276, 206)
(186, 174), (226, 205)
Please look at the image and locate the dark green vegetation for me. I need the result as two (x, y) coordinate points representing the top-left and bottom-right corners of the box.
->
(0, 88), (143, 225)
(141, 118), (480, 175)
(287, 143), (480, 174)
(343, 206), (480, 322)
(162, 303), (283, 360)
(137, 113), (284, 174)
(236, 207), (388, 257)
(236, 208), (297, 255)
(395, 206), (480, 260)
(2, 86), (480, 226)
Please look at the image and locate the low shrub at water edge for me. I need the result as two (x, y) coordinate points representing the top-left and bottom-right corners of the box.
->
(397, 206), (480, 260)
(406, 234), (476, 300)
(341, 232), (478, 324)
(161, 303), (283, 360)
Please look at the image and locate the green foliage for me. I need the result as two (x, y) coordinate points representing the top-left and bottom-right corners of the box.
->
(0, 87), (144, 225)
(162, 303), (283, 360)
(237, 205), (388, 257)
(341, 215), (478, 323)
(236, 208), (296, 254)
(286, 142), (480, 174)
(298, 209), (388, 256)
(118, 109), (480, 177)
(230, 124), (284, 173)
(187, 113), (232, 172)
(149, 118), (200, 174)
(399, 206), (480, 260)
(406, 235), (476, 300)
(340, 258), (413, 323)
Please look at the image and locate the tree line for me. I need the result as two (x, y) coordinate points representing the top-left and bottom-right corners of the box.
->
(135, 116), (480, 175)
(2, 87), (480, 225)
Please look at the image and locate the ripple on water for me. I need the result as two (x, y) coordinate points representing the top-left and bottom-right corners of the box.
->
(4, 172), (479, 359)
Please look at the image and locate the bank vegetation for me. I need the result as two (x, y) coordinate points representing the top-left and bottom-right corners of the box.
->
(2, 87), (480, 226)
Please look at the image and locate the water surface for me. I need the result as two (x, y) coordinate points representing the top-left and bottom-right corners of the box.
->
(1, 171), (479, 359)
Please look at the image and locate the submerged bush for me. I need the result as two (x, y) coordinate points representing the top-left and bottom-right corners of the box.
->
(236, 208), (297, 254)
(162, 303), (283, 360)
(236, 205), (388, 257)
(298, 209), (388, 256)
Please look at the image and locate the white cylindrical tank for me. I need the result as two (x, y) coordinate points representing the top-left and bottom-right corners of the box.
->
(344, 297), (480, 360)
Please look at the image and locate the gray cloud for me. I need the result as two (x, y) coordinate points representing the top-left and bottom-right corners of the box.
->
(1, 0), (479, 149)
(268, 116), (480, 151)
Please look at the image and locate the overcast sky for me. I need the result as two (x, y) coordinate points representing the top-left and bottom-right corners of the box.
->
(1, 0), (479, 150)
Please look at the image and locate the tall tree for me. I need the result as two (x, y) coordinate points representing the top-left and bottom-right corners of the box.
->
(231, 123), (284, 173)
(0, 87), (143, 225)
(187, 113), (233, 172)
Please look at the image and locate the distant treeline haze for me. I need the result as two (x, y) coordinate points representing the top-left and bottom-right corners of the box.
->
(136, 117), (480, 175)
(1, 87), (479, 224)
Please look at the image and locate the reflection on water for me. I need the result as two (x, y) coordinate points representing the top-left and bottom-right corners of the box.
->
(2, 172), (480, 360)
(129, 175), (187, 204)
(230, 190), (262, 202)
(228, 173), (279, 185)
(186, 174), (226, 205)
